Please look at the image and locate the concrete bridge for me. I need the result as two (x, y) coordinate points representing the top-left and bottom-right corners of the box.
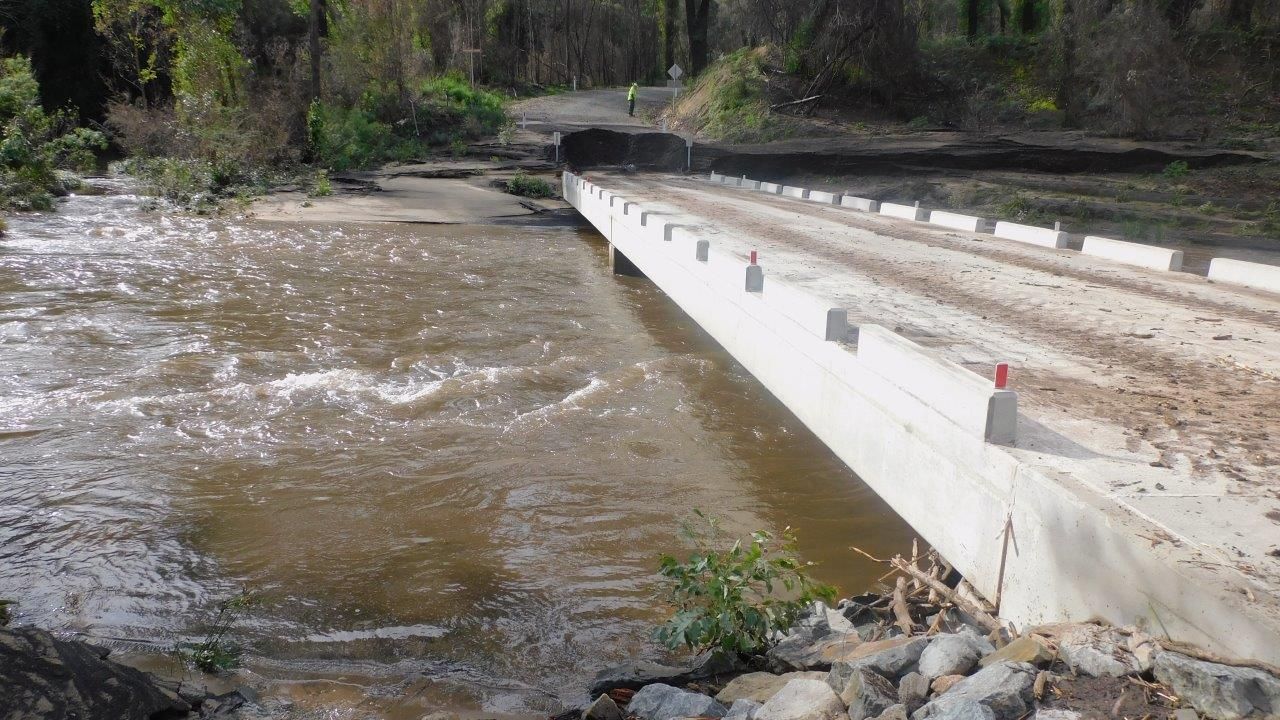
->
(562, 170), (1280, 665)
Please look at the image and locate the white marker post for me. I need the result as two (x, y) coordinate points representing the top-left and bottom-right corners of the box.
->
(553, 131), (562, 164)
(685, 136), (693, 173)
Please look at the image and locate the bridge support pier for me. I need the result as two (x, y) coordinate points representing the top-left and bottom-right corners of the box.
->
(609, 244), (645, 277)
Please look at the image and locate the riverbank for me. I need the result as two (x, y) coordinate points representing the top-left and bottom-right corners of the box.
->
(9, 550), (1280, 719)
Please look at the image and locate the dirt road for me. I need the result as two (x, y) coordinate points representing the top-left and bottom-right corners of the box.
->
(511, 87), (676, 132)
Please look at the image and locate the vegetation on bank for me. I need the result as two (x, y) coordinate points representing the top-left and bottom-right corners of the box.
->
(505, 172), (555, 198)
(656, 512), (836, 654)
(0, 56), (105, 211)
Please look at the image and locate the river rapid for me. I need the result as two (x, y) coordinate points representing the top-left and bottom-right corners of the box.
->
(0, 182), (913, 717)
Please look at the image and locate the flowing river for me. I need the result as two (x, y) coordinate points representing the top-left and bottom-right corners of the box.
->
(0, 182), (913, 717)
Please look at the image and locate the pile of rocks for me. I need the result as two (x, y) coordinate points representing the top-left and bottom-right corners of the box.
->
(583, 601), (1280, 720)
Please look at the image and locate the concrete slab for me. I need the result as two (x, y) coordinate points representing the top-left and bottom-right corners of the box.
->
(782, 186), (810, 199)
(929, 210), (988, 233)
(1082, 235), (1184, 271)
(840, 196), (880, 212)
(857, 324), (1016, 443)
(1207, 257), (1280, 294)
(807, 190), (843, 205)
(992, 221), (1068, 249)
(880, 202), (927, 222)
(759, 182), (784, 195)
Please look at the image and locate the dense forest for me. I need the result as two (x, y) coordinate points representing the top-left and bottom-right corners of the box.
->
(0, 0), (1276, 205)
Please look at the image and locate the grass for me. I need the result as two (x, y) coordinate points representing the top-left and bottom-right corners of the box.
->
(178, 590), (255, 674)
(671, 48), (795, 143)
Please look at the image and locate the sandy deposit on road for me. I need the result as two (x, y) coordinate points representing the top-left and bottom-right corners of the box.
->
(251, 164), (566, 225)
(594, 172), (1280, 596)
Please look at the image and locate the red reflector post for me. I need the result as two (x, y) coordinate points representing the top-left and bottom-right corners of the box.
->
(994, 362), (1009, 389)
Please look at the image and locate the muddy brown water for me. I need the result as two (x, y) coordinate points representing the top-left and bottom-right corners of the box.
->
(0, 183), (913, 717)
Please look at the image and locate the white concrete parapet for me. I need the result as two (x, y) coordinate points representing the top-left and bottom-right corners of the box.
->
(930, 210), (989, 233)
(880, 202), (927, 222)
(781, 186), (810, 199)
(1082, 235), (1184, 272)
(761, 282), (849, 341)
(856, 325), (1016, 444)
(759, 182), (783, 194)
(710, 171), (723, 183)
(1207, 257), (1280, 294)
(806, 190), (843, 205)
(741, 179), (761, 190)
(840, 196), (879, 212)
(993, 221), (1068, 249)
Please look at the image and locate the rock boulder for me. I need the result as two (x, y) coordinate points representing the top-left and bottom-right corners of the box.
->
(755, 679), (846, 720)
(0, 625), (192, 720)
(913, 662), (1037, 720)
(1152, 651), (1280, 719)
(627, 683), (728, 720)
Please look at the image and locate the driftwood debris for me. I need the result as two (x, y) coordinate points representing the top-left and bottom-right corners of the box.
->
(850, 544), (1003, 636)
(770, 95), (823, 111)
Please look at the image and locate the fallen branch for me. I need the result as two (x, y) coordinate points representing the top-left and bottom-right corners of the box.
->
(889, 556), (1002, 634)
(893, 577), (915, 636)
(1155, 638), (1280, 677)
(770, 95), (823, 111)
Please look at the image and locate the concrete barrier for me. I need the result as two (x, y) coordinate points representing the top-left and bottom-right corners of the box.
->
(761, 282), (849, 341)
(930, 210), (989, 233)
(807, 190), (843, 205)
(857, 325), (1016, 444)
(759, 182), (784, 194)
(1082, 236), (1183, 272)
(741, 179), (762, 190)
(840, 196), (880, 212)
(1207, 257), (1280, 294)
(782, 186), (810, 199)
(710, 172), (723, 183)
(993, 221), (1068, 249)
(880, 202), (927, 222)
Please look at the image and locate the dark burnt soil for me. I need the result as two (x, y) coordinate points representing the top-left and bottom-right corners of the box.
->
(1041, 672), (1178, 720)
(561, 128), (1268, 175)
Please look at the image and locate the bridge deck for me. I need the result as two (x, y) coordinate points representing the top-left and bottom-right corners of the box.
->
(594, 172), (1280, 628)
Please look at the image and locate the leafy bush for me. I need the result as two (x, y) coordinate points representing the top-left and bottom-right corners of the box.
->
(307, 76), (507, 170)
(1163, 160), (1191, 179)
(0, 55), (107, 210)
(309, 169), (333, 197)
(118, 156), (271, 213)
(506, 172), (555, 198)
(655, 512), (836, 655)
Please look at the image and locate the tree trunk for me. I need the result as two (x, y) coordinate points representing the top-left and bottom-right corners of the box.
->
(308, 0), (323, 100)
(1019, 0), (1035, 33)
(966, 0), (980, 39)
(664, 0), (677, 70)
(685, 0), (711, 75)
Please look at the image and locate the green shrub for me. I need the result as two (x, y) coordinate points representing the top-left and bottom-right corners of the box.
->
(0, 55), (107, 211)
(506, 172), (554, 198)
(1162, 160), (1190, 180)
(308, 169), (333, 197)
(655, 511), (836, 655)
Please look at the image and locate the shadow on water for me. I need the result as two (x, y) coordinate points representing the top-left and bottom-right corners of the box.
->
(573, 227), (917, 589)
